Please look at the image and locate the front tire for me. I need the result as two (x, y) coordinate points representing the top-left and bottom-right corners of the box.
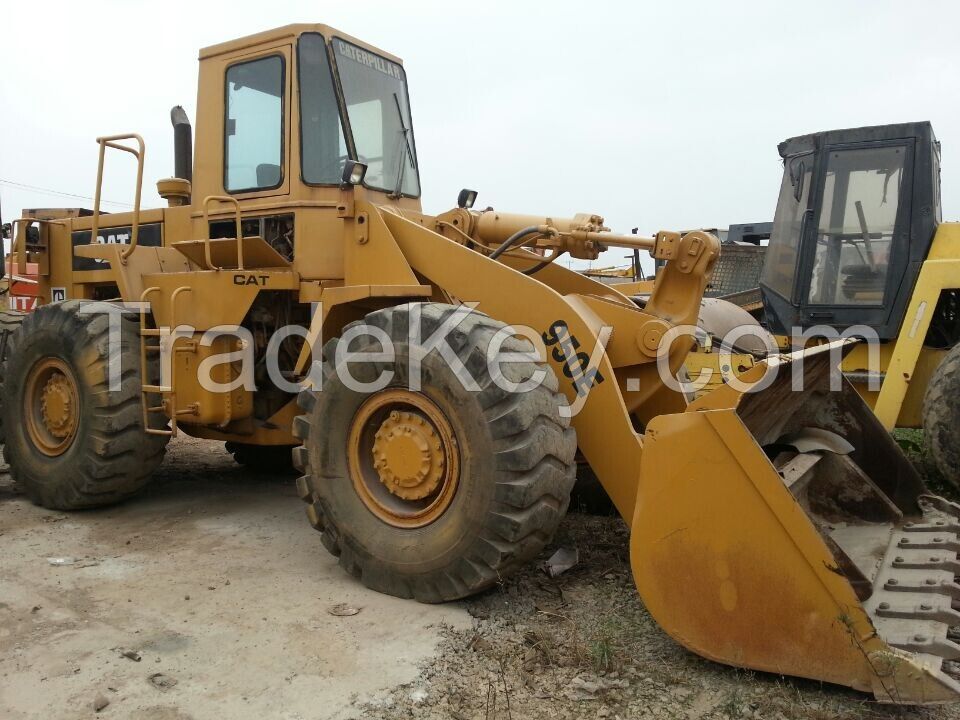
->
(1, 301), (169, 509)
(924, 343), (960, 486)
(293, 303), (576, 602)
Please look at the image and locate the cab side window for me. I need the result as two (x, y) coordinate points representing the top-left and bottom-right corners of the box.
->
(225, 55), (284, 192)
(762, 153), (812, 301)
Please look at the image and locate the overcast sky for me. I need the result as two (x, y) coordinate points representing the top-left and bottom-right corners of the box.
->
(3, 1), (960, 273)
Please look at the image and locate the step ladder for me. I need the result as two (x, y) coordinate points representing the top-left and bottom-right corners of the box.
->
(139, 285), (198, 437)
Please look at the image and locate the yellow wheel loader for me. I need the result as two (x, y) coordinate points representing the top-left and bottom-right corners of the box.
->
(2, 25), (960, 703)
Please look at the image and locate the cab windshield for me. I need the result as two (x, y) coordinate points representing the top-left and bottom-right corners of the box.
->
(807, 146), (905, 306)
(297, 34), (420, 197)
(333, 38), (419, 197)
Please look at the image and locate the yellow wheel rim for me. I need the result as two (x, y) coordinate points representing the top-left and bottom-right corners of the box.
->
(348, 389), (459, 528)
(24, 357), (80, 457)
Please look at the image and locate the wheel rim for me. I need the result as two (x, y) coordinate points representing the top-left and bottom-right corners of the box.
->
(23, 357), (80, 457)
(348, 389), (460, 528)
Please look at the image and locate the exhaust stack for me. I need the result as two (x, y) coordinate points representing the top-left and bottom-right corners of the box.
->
(158, 106), (193, 207)
(171, 105), (193, 183)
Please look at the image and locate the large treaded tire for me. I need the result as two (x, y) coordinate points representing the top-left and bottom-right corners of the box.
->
(1, 301), (169, 509)
(225, 441), (297, 474)
(293, 303), (577, 603)
(924, 343), (960, 487)
(0, 309), (27, 449)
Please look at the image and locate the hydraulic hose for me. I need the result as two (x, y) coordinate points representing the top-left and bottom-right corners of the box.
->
(488, 226), (542, 260)
(522, 251), (563, 276)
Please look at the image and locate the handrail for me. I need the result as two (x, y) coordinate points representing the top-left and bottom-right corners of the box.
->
(90, 133), (145, 265)
(13, 218), (29, 274)
(201, 195), (245, 271)
(9, 217), (62, 274)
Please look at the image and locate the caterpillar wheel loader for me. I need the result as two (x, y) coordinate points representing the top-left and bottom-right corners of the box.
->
(2, 25), (960, 703)
(759, 122), (960, 486)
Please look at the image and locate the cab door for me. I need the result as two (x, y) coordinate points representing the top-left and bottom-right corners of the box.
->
(192, 42), (293, 205)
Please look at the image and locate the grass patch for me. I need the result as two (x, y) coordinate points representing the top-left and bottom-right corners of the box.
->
(588, 618), (617, 673)
(892, 428), (958, 500)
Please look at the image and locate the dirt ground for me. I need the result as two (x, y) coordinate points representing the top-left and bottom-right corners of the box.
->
(367, 513), (960, 720)
(3, 436), (960, 720)
(0, 437), (470, 719)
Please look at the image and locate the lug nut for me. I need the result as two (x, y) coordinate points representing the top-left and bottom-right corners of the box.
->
(887, 578), (899, 586)
(878, 602), (890, 610)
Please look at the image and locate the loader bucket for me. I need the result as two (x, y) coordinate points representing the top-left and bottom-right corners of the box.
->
(631, 348), (960, 703)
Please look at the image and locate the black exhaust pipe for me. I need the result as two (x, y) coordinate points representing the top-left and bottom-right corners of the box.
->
(170, 106), (193, 183)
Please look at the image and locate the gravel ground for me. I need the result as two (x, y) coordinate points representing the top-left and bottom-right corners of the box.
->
(363, 512), (960, 720)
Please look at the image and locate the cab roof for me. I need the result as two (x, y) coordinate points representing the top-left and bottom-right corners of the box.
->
(778, 121), (937, 159)
(199, 24), (403, 65)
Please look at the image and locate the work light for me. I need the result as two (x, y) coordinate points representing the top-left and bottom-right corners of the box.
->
(457, 189), (478, 209)
(342, 160), (368, 186)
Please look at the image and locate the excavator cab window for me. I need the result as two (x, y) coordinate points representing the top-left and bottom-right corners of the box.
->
(807, 145), (906, 306)
(762, 153), (812, 302)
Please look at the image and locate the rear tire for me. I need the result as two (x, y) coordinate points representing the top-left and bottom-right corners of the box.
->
(1, 301), (169, 509)
(293, 303), (577, 602)
(0, 309), (27, 449)
(923, 343), (960, 487)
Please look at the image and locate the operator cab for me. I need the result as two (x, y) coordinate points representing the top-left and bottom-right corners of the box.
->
(195, 25), (420, 207)
(760, 122), (941, 340)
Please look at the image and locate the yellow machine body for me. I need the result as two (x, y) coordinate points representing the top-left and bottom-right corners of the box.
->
(6, 24), (960, 703)
(838, 225), (960, 430)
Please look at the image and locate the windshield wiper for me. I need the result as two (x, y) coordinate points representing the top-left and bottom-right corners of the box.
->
(389, 92), (416, 199)
(853, 200), (877, 270)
